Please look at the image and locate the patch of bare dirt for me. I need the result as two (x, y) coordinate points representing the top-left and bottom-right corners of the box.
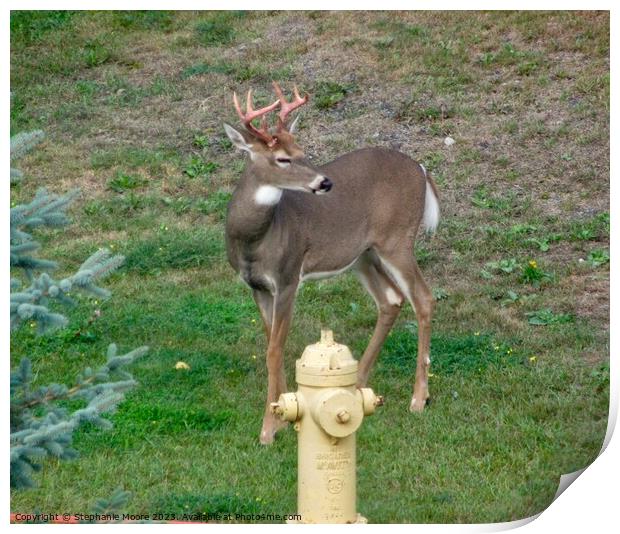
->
(560, 272), (609, 328)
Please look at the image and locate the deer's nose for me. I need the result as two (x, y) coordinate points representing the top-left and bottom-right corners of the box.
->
(319, 177), (332, 192)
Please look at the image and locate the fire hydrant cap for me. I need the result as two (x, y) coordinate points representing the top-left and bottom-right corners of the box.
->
(296, 330), (358, 386)
(314, 389), (364, 437)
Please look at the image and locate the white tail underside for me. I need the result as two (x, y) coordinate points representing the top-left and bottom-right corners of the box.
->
(423, 180), (440, 233)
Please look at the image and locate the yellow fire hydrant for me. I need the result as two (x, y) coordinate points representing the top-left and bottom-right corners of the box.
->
(271, 329), (382, 524)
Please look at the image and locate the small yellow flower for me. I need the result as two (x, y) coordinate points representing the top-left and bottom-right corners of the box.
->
(528, 260), (538, 269)
(110, 244), (115, 249)
(494, 345), (500, 351)
(251, 354), (257, 360)
(251, 318), (257, 324)
(529, 356), (537, 362)
(474, 331), (480, 336)
(506, 348), (513, 354)
(175, 361), (191, 370)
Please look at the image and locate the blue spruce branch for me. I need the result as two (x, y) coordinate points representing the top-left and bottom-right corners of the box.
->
(10, 344), (148, 488)
(11, 130), (45, 161)
(10, 129), (150, 495)
(10, 186), (126, 333)
(10, 130), (45, 184)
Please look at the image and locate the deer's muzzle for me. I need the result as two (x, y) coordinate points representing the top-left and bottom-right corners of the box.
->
(312, 176), (333, 194)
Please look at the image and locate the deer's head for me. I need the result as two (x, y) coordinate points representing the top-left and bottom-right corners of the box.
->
(223, 82), (332, 196)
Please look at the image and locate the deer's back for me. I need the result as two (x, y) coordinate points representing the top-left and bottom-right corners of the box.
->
(281, 147), (427, 274)
(291, 147), (426, 229)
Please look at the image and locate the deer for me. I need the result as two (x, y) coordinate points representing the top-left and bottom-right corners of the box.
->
(223, 82), (440, 444)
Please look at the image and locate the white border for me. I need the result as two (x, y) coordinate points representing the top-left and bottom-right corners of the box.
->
(4, 3), (616, 532)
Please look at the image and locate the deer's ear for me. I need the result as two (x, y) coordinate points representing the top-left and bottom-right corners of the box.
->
(224, 123), (253, 154)
(288, 114), (301, 135)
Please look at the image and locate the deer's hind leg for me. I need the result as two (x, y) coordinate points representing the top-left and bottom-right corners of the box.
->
(374, 243), (434, 412)
(354, 252), (405, 388)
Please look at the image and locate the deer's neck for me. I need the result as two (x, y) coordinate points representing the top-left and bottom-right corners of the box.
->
(226, 174), (282, 249)
(226, 174), (294, 292)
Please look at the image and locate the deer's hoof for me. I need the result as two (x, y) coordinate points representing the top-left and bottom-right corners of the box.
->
(259, 419), (289, 445)
(409, 396), (430, 412)
(259, 430), (276, 445)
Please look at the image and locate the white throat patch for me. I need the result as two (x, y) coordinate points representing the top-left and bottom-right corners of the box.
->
(254, 185), (282, 206)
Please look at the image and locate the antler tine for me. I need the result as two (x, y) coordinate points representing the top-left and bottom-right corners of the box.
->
(246, 89), (254, 114)
(272, 80), (286, 102)
(273, 81), (309, 130)
(293, 84), (304, 101)
(232, 91), (245, 121)
(232, 87), (280, 146)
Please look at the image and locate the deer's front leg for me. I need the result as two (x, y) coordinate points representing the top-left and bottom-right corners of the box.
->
(252, 289), (274, 343)
(260, 285), (296, 445)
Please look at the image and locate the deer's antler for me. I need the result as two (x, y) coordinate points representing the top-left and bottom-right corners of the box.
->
(272, 82), (309, 131)
(233, 89), (280, 146)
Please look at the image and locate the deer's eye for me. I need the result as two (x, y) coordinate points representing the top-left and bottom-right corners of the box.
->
(275, 157), (292, 167)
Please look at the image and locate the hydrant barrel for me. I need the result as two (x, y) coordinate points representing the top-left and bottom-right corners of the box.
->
(298, 426), (357, 522)
(272, 329), (381, 523)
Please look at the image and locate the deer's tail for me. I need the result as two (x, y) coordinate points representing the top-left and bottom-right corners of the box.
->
(420, 164), (440, 234)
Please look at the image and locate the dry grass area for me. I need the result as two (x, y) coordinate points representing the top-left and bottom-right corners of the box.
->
(11, 11), (609, 523)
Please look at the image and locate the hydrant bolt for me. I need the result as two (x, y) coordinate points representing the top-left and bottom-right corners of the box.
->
(336, 409), (351, 423)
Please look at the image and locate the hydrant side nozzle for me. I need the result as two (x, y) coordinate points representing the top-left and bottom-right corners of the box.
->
(357, 387), (382, 416)
(272, 392), (302, 422)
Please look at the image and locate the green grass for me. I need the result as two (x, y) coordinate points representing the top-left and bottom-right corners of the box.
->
(313, 81), (355, 110)
(10, 10), (75, 44)
(122, 227), (224, 274)
(183, 156), (219, 178)
(10, 10), (609, 524)
(194, 11), (246, 47)
(113, 11), (175, 32)
(108, 171), (147, 193)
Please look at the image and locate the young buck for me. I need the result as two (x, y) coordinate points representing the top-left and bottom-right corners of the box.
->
(224, 82), (440, 444)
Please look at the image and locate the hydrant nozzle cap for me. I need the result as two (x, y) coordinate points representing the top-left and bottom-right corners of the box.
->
(272, 393), (300, 422)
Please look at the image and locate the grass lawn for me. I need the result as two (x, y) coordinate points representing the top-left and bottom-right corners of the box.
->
(10, 10), (609, 523)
